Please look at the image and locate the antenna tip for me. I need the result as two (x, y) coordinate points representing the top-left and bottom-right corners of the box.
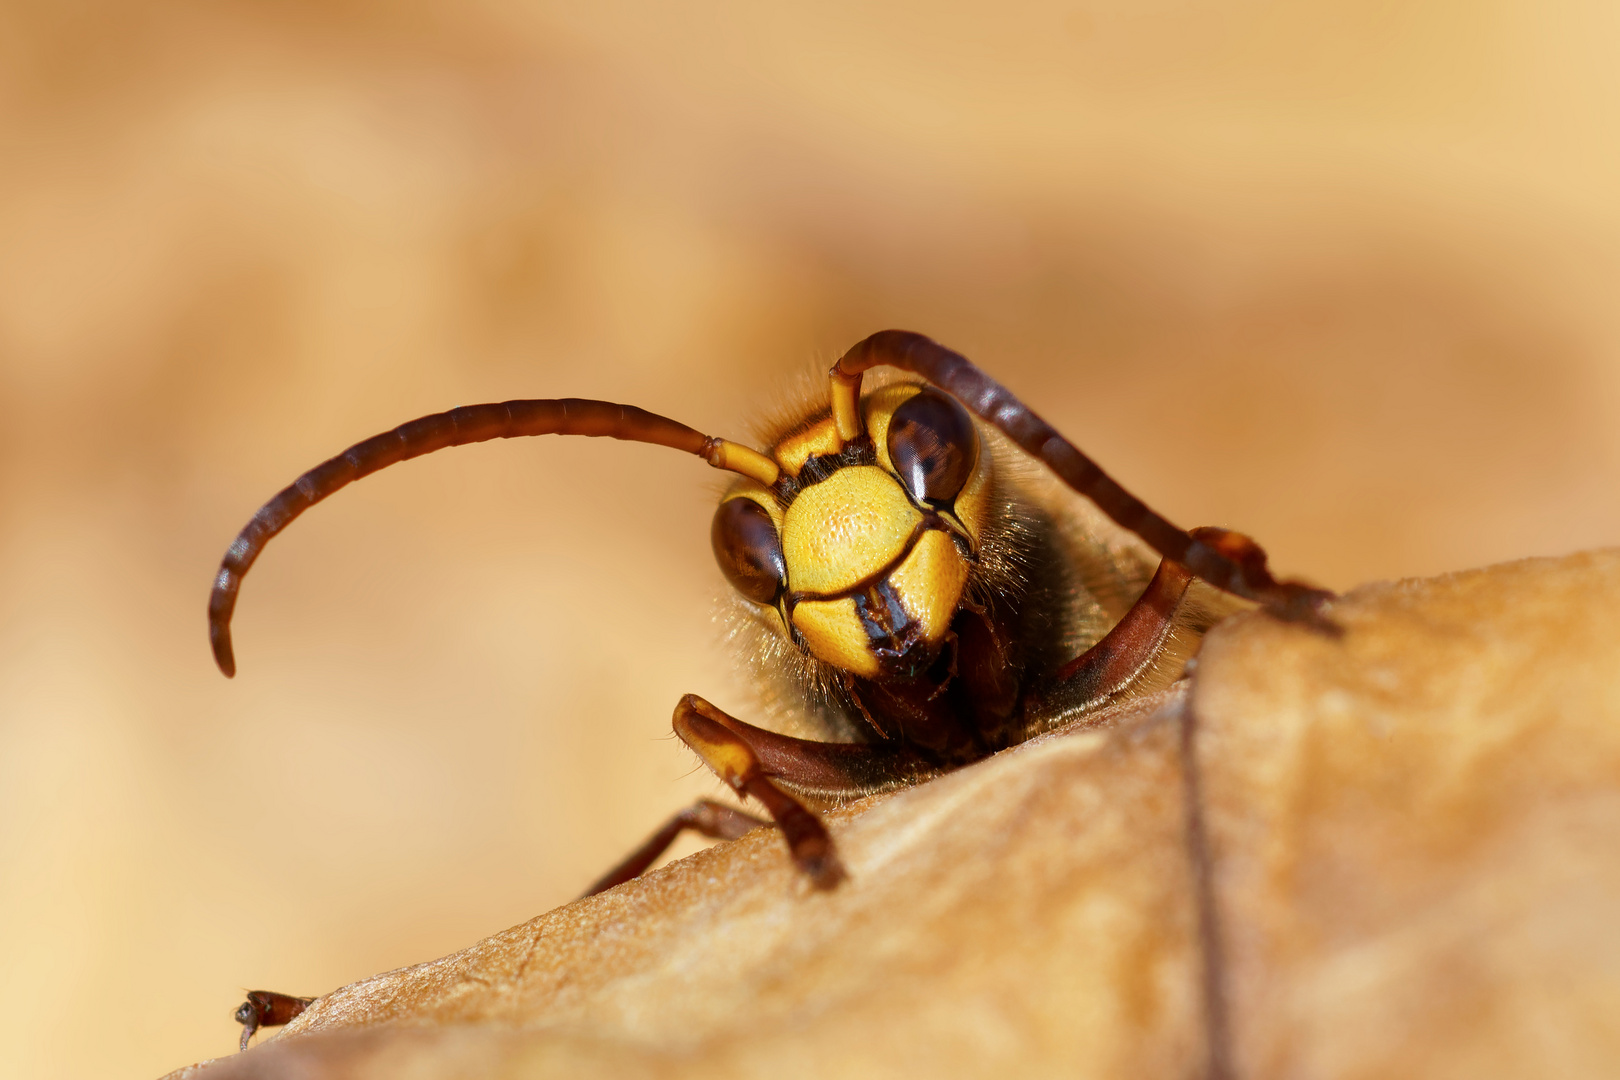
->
(210, 625), (238, 678)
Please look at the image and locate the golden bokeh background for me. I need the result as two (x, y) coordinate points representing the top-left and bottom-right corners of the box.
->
(2, 2), (1618, 1075)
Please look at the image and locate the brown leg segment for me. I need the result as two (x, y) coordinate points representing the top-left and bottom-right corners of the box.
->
(674, 695), (846, 889)
(655, 694), (937, 889)
(580, 799), (770, 898)
(234, 990), (314, 1052)
(1052, 526), (1272, 708)
(671, 695), (934, 889)
(1054, 557), (1196, 708)
(831, 331), (1338, 630)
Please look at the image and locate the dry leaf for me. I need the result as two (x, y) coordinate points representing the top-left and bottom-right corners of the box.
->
(163, 551), (1620, 1079)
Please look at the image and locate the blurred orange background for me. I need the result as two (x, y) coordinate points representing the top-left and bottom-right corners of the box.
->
(2, 2), (1619, 1075)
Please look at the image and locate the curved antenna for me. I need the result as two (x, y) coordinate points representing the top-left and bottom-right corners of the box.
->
(832, 331), (1336, 626)
(209, 399), (780, 677)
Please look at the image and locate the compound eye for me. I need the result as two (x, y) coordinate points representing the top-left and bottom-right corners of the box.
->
(887, 388), (979, 506)
(711, 497), (787, 605)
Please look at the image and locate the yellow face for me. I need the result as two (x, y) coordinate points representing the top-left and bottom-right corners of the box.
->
(711, 385), (991, 680)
